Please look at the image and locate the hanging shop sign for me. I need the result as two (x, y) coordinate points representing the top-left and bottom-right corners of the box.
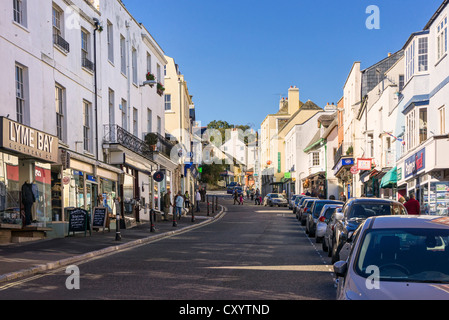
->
(357, 158), (372, 171)
(0, 117), (58, 162)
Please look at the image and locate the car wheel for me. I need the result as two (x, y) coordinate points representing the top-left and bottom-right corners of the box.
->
(322, 238), (328, 252)
(331, 239), (340, 264)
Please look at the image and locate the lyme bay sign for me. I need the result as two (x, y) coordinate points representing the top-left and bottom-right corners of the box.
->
(0, 117), (58, 162)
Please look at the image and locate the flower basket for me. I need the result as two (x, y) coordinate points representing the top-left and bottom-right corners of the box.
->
(157, 83), (165, 96)
(146, 72), (155, 81)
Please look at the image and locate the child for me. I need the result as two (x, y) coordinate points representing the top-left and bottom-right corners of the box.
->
(239, 194), (244, 205)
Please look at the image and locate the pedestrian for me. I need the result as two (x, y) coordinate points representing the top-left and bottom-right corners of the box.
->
(404, 192), (420, 215)
(174, 191), (184, 220)
(255, 188), (260, 205)
(195, 189), (201, 212)
(184, 191), (190, 212)
(233, 189), (239, 205)
(163, 190), (171, 221)
(329, 195), (336, 200)
(239, 193), (244, 205)
(398, 196), (406, 204)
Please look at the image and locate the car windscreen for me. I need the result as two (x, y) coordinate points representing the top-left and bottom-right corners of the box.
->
(323, 207), (337, 220)
(299, 197), (313, 206)
(313, 201), (343, 217)
(355, 228), (449, 283)
(348, 202), (406, 219)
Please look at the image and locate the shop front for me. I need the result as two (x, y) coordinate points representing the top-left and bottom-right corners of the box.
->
(0, 117), (58, 243)
(333, 157), (354, 200)
(397, 136), (449, 215)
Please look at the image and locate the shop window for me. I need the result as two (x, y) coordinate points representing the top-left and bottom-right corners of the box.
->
(0, 153), (20, 225)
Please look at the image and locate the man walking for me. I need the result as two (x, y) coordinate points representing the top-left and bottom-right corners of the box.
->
(404, 193), (420, 215)
(174, 191), (184, 220)
(195, 189), (201, 212)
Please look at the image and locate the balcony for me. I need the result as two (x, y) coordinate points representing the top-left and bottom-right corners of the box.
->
(103, 125), (175, 162)
(334, 142), (353, 167)
(103, 125), (153, 161)
(53, 34), (70, 53)
(82, 57), (94, 72)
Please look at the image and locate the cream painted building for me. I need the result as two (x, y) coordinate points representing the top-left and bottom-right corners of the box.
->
(164, 55), (197, 196)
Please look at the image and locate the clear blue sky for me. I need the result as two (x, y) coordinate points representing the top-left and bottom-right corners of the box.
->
(123, 0), (442, 130)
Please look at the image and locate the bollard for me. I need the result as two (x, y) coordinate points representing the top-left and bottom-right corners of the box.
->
(150, 209), (156, 232)
(215, 196), (218, 211)
(212, 196), (215, 214)
(207, 195), (210, 216)
(191, 203), (195, 222)
(172, 210), (177, 227)
(115, 213), (121, 241)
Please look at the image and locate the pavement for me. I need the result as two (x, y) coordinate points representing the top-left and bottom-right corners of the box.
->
(0, 198), (227, 284)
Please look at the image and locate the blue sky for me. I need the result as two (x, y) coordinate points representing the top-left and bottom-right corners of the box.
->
(123, 0), (442, 129)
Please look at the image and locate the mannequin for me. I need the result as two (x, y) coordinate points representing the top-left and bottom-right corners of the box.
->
(22, 181), (35, 226)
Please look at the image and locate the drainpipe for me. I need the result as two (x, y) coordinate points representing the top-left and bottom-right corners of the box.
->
(93, 18), (100, 160)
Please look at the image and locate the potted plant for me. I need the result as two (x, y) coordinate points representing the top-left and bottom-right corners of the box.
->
(146, 72), (155, 81)
(145, 133), (158, 151)
(157, 83), (165, 96)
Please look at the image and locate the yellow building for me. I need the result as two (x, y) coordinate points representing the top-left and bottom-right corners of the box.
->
(164, 56), (197, 196)
(260, 86), (323, 195)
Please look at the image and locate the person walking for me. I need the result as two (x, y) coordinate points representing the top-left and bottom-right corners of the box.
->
(163, 190), (172, 221)
(255, 188), (260, 205)
(233, 189), (239, 205)
(239, 192), (244, 205)
(184, 191), (190, 213)
(195, 189), (201, 212)
(174, 191), (184, 220)
(404, 193), (420, 215)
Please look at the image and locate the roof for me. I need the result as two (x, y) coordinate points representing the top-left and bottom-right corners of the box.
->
(279, 100), (323, 132)
(370, 215), (449, 230)
(424, 0), (449, 30)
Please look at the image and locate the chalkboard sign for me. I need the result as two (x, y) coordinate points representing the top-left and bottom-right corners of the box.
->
(92, 207), (108, 231)
(68, 208), (91, 237)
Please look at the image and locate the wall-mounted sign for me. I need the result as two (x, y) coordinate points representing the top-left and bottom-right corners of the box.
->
(404, 148), (425, 179)
(0, 117), (58, 163)
(334, 158), (354, 175)
(153, 171), (165, 182)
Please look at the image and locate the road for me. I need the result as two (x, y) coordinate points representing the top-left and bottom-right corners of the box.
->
(0, 195), (337, 301)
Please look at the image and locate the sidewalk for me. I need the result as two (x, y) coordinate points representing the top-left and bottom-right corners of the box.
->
(0, 199), (226, 283)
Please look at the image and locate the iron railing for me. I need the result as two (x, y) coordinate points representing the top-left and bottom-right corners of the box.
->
(53, 34), (70, 52)
(103, 125), (175, 161)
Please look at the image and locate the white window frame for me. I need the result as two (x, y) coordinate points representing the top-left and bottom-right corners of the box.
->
(120, 35), (126, 75)
(55, 84), (65, 141)
(83, 100), (92, 152)
(15, 64), (26, 124)
(107, 21), (114, 63)
(437, 16), (448, 62)
(440, 105), (446, 135)
(164, 94), (171, 111)
(417, 37), (428, 72)
(13, 0), (27, 27)
(132, 48), (138, 85)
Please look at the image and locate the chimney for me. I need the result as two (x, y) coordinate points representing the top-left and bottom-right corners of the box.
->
(288, 86), (300, 115)
(279, 97), (286, 111)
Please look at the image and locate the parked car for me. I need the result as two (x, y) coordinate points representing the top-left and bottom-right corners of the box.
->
(334, 215), (449, 300)
(289, 195), (301, 210)
(226, 182), (238, 194)
(306, 200), (345, 238)
(331, 197), (407, 263)
(294, 196), (313, 216)
(299, 198), (318, 225)
(315, 204), (343, 244)
(264, 193), (288, 207)
(233, 186), (244, 196)
(323, 207), (343, 256)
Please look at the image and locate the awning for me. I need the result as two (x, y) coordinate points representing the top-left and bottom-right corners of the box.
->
(380, 167), (398, 189)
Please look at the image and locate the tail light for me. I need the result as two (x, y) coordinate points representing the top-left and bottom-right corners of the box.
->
(319, 216), (326, 222)
(304, 208), (308, 213)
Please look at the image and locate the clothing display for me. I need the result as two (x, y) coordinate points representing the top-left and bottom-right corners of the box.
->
(22, 182), (36, 226)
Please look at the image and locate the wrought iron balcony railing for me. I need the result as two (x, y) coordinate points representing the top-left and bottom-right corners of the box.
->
(103, 125), (176, 161)
(53, 34), (70, 52)
(82, 57), (94, 72)
(103, 125), (153, 161)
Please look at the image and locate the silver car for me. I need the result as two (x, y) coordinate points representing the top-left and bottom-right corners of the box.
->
(315, 204), (343, 244)
(334, 215), (449, 300)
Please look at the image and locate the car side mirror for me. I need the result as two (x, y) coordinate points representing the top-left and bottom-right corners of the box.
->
(335, 210), (344, 221)
(333, 261), (348, 278)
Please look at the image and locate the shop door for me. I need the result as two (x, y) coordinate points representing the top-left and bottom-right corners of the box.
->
(86, 182), (98, 215)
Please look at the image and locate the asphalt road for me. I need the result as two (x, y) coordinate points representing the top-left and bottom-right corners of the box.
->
(0, 197), (337, 301)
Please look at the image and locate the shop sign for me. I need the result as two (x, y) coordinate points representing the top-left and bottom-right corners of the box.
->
(334, 158), (354, 175)
(0, 117), (58, 163)
(153, 171), (165, 182)
(404, 148), (425, 179)
(357, 158), (372, 171)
